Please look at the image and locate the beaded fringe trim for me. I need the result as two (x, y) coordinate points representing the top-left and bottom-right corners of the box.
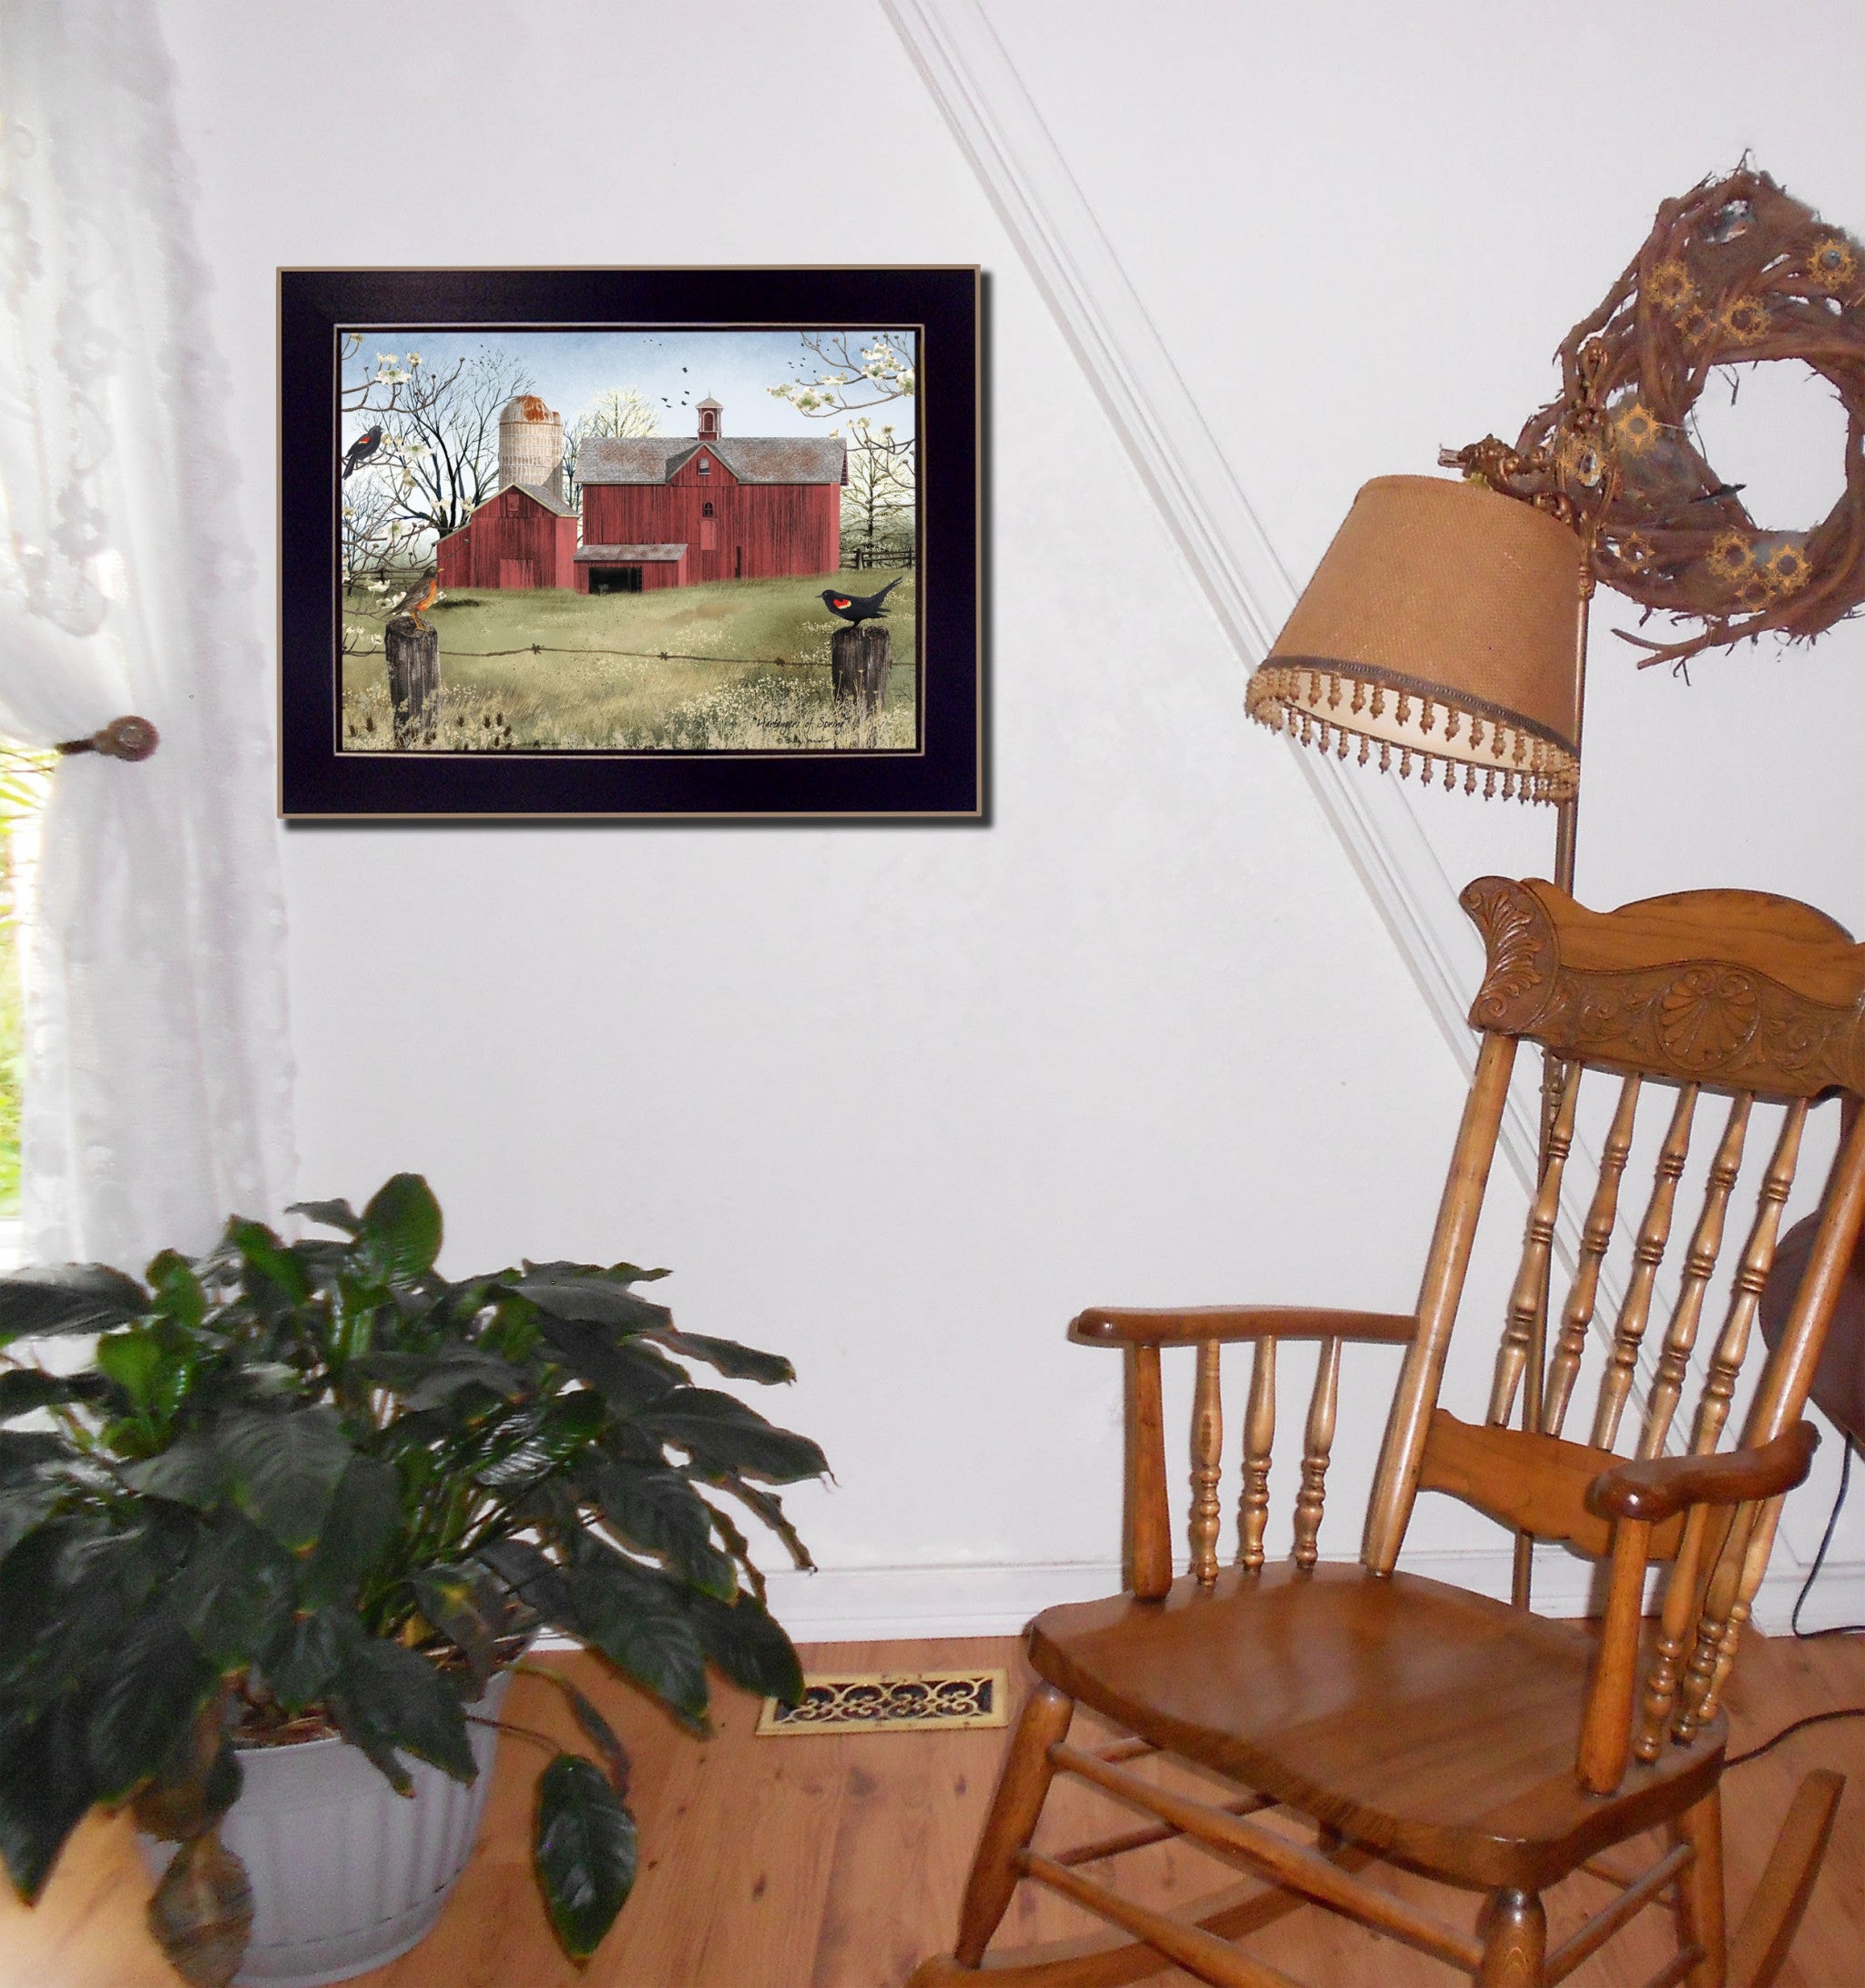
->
(1245, 665), (1578, 805)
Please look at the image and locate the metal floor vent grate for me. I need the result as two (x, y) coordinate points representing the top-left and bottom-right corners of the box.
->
(756, 1668), (1010, 1736)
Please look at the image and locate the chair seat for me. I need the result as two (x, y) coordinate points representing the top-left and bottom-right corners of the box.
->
(1027, 1563), (1726, 1891)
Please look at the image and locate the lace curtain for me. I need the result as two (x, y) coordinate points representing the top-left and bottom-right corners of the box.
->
(0, 1), (294, 1265)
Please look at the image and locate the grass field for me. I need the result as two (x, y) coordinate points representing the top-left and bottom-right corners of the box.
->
(341, 571), (916, 752)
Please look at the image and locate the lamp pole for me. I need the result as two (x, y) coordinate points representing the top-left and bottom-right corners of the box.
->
(1512, 570), (1591, 1609)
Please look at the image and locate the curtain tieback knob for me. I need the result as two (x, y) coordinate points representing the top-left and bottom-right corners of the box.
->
(55, 716), (160, 762)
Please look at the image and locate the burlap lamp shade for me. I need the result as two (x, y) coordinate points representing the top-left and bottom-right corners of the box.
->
(1246, 475), (1587, 803)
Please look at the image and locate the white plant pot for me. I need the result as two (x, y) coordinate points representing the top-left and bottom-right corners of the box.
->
(144, 1667), (512, 1988)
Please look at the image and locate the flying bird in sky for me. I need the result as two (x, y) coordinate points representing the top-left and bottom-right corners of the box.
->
(820, 576), (902, 627)
(342, 423), (383, 478)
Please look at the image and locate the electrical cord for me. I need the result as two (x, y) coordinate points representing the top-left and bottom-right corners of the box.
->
(1725, 1434), (1865, 1769)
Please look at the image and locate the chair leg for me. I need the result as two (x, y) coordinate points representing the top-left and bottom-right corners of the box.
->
(1476, 1889), (1546, 1987)
(953, 1682), (1075, 1968)
(1670, 1789), (1727, 1988)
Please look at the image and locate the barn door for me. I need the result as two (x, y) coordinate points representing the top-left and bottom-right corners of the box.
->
(498, 557), (535, 589)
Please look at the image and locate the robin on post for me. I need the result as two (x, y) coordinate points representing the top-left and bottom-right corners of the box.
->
(819, 576), (902, 627)
(388, 571), (440, 628)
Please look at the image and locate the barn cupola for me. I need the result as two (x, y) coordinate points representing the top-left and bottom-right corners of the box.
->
(696, 396), (722, 442)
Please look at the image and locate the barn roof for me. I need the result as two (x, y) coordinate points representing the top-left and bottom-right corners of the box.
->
(513, 479), (576, 516)
(576, 435), (847, 485)
(574, 544), (688, 562)
(463, 480), (575, 518)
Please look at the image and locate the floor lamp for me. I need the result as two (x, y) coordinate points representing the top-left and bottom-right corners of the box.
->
(1246, 472), (1593, 1606)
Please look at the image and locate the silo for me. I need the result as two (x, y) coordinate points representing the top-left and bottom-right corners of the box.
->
(498, 393), (565, 498)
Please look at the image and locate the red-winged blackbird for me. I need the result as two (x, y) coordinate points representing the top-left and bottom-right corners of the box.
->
(819, 576), (902, 626)
(342, 423), (384, 479)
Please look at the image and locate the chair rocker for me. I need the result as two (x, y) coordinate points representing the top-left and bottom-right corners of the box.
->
(912, 877), (1864, 1988)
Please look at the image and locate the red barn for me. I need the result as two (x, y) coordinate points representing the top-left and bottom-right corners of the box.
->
(572, 399), (844, 594)
(435, 482), (577, 592)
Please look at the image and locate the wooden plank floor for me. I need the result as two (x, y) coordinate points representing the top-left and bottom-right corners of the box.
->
(3, 1631), (1861, 1986)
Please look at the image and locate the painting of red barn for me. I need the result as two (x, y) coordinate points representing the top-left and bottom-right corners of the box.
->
(574, 400), (844, 594)
(280, 266), (978, 817)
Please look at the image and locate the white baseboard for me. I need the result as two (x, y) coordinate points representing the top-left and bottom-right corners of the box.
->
(533, 1547), (1865, 1650)
(753, 1545), (1865, 1645)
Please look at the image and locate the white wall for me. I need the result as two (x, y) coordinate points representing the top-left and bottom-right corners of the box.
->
(157, 0), (1865, 1634)
(982, 0), (1865, 1617)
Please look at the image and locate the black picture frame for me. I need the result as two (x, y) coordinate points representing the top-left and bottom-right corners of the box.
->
(279, 266), (981, 819)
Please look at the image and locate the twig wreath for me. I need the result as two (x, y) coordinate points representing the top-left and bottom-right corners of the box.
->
(1446, 166), (1865, 669)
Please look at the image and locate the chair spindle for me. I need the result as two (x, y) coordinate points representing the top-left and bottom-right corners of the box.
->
(1640, 1095), (1752, 1459)
(1237, 1338), (1277, 1573)
(1292, 1337), (1341, 1570)
(1489, 1063), (1580, 1429)
(1543, 1073), (1642, 1437)
(1188, 1340), (1223, 1588)
(1689, 1100), (1807, 1457)
(1672, 1500), (1761, 1742)
(1592, 1085), (1699, 1449)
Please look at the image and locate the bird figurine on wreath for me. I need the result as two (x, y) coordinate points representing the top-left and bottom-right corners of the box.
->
(1445, 164), (1865, 670)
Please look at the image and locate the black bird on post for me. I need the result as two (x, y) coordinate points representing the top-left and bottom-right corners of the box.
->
(342, 423), (384, 479)
(819, 576), (902, 627)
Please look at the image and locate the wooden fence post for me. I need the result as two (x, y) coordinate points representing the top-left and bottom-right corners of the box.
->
(830, 623), (891, 721)
(384, 616), (440, 745)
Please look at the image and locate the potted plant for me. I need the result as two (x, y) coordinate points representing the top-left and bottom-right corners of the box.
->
(0, 1176), (827, 1986)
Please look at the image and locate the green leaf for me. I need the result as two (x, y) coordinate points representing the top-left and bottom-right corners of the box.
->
(534, 1754), (637, 1959)
(286, 1198), (362, 1235)
(144, 1252), (208, 1331)
(0, 1483), (63, 1569)
(0, 1370), (107, 1421)
(520, 1259), (669, 1288)
(509, 1277), (673, 1338)
(219, 1407), (355, 1551)
(0, 1519), (176, 1693)
(228, 1221), (311, 1306)
(299, 1456), (401, 1611)
(648, 1329), (794, 1385)
(361, 1175), (443, 1281)
(86, 1606), (215, 1801)
(563, 1541), (709, 1724)
(167, 1513), (298, 1672)
(517, 1667), (631, 1795)
(331, 1636), (475, 1788)
(685, 1590), (805, 1706)
(0, 1695), (97, 1901)
(533, 1314), (683, 1412)
(0, 1431), (64, 1487)
(352, 1345), (526, 1411)
(595, 1460), (736, 1600)
(96, 1326), (194, 1428)
(639, 1389), (829, 1484)
(474, 1537), (575, 1626)
(409, 1565), (503, 1696)
(121, 1435), (227, 1512)
(261, 1607), (348, 1712)
(0, 1266), (147, 1347)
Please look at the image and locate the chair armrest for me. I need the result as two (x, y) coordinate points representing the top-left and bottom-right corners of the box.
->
(1585, 1422), (1819, 1525)
(1069, 1306), (1417, 1348)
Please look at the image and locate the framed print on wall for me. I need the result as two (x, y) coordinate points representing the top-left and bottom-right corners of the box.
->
(279, 266), (981, 818)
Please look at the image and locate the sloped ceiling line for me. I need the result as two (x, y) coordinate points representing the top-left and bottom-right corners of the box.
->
(882, 2), (1530, 1136)
(874, 1), (1709, 1443)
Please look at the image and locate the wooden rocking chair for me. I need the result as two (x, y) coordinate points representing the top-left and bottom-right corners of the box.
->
(911, 878), (1865, 1988)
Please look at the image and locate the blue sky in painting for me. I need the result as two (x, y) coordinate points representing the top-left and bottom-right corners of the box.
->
(340, 327), (915, 440)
